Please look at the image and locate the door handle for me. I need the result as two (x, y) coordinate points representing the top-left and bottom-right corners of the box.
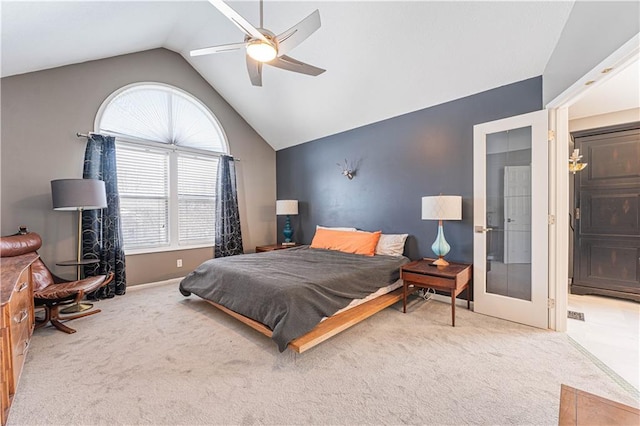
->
(475, 226), (493, 233)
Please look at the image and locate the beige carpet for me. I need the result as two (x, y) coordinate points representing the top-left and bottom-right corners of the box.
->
(9, 280), (638, 425)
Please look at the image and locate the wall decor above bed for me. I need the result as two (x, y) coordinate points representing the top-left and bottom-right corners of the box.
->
(336, 159), (356, 180)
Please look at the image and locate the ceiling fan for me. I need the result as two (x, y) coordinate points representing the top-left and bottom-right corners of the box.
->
(191, 0), (325, 86)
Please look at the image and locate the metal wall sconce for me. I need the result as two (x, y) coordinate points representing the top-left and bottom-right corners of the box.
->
(337, 159), (356, 179)
(569, 149), (588, 174)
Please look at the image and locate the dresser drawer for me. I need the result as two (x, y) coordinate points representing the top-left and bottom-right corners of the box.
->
(13, 269), (30, 299)
(9, 303), (32, 347)
(401, 271), (455, 289)
(10, 301), (31, 330)
(10, 310), (31, 354)
(9, 271), (33, 333)
(11, 278), (31, 318)
(13, 269), (32, 304)
(10, 326), (30, 391)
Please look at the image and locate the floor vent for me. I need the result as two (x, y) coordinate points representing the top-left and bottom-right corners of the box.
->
(568, 310), (585, 321)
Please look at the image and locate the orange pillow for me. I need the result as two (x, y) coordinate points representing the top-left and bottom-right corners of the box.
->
(310, 228), (382, 256)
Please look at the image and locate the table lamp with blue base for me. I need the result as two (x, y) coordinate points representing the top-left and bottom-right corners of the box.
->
(276, 199), (299, 245)
(421, 195), (462, 266)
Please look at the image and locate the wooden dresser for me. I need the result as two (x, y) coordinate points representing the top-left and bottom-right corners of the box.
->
(1, 252), (37, 426)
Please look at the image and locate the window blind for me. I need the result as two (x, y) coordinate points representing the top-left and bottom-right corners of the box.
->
(100, 84), (227, 153)
(116, 145), (169, 249)
(177, 154), (218, 244)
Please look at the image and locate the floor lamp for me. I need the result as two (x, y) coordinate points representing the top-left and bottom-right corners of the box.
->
(51, 178), (107, 312)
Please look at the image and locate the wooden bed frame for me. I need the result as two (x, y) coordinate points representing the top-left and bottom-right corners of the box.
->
(204, 287), (404, 353)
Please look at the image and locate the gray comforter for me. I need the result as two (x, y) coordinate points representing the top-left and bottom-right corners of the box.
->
(179, 246), (409, 351)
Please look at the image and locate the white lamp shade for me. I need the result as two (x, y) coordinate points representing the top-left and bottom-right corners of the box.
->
(276, 200), (298, 216)
(51, 179), (107, 211)
(421, 195), (462, 221)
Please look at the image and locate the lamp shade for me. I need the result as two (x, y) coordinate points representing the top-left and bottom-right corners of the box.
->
(276, 200), (298, 216)
(421, 195), (462, 221)
(51, 179), (107, 211)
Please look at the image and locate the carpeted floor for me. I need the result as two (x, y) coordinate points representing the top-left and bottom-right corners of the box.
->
(9, 280), (638, 425)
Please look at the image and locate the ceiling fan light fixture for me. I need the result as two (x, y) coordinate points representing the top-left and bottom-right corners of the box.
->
(246, 40), (277, 62)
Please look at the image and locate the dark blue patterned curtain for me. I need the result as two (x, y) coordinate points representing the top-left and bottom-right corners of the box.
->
(215, 155), (243, 257)
(82, 134), (127, 297)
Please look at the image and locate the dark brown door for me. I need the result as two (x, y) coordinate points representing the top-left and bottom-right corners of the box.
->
(572, 123), (640, 302)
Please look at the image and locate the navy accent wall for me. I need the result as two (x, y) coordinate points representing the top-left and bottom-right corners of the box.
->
(276, 76), (542, 262)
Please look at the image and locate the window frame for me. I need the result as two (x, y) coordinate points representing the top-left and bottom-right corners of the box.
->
(95, 82), (230, 255)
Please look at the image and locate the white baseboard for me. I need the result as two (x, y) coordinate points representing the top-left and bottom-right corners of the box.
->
(430, 293), (474, 310)
(128, 277), (184, 291)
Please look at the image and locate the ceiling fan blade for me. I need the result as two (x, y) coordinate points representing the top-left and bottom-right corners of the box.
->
(268, 55), (325, 76)
(190, 42), (246, 57)
(208, 0), (269, 43)
(275, 9), (321, 57)
(246, 56), (263, 87)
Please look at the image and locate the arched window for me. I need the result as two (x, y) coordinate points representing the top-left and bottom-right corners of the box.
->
(96, 83), (229, 253)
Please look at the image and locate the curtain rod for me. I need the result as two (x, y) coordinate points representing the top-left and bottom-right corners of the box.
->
(75, 132), (240, 161)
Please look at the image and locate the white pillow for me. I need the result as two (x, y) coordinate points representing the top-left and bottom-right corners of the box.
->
(316, 225), (357, 232)
(375, 233), (408, 257)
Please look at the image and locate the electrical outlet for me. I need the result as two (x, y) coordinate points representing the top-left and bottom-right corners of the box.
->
(176, 259), (183, 268)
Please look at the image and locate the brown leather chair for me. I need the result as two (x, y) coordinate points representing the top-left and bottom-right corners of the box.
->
(0, 231), (113, 334)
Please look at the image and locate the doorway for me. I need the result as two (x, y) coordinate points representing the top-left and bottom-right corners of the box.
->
(547, 37), (639, 393)
(547, 34), (639, 332)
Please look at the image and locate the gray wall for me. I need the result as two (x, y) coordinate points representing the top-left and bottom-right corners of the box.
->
(543, 1), (640, 105)
(276, 77), (542, 262)
(1, 48), (276, 285)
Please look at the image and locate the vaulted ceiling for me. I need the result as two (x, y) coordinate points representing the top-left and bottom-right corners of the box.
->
(2, 1), (578, 150)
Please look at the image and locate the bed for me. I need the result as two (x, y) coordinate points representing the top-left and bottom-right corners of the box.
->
(179, 243), (409, 353)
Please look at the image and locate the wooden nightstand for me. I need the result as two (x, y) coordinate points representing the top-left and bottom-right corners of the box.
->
(255, 243), (300, 253)
(400, 258), (472, 326)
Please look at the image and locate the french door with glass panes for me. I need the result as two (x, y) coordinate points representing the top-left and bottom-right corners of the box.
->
(473, 110), (548, 329)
